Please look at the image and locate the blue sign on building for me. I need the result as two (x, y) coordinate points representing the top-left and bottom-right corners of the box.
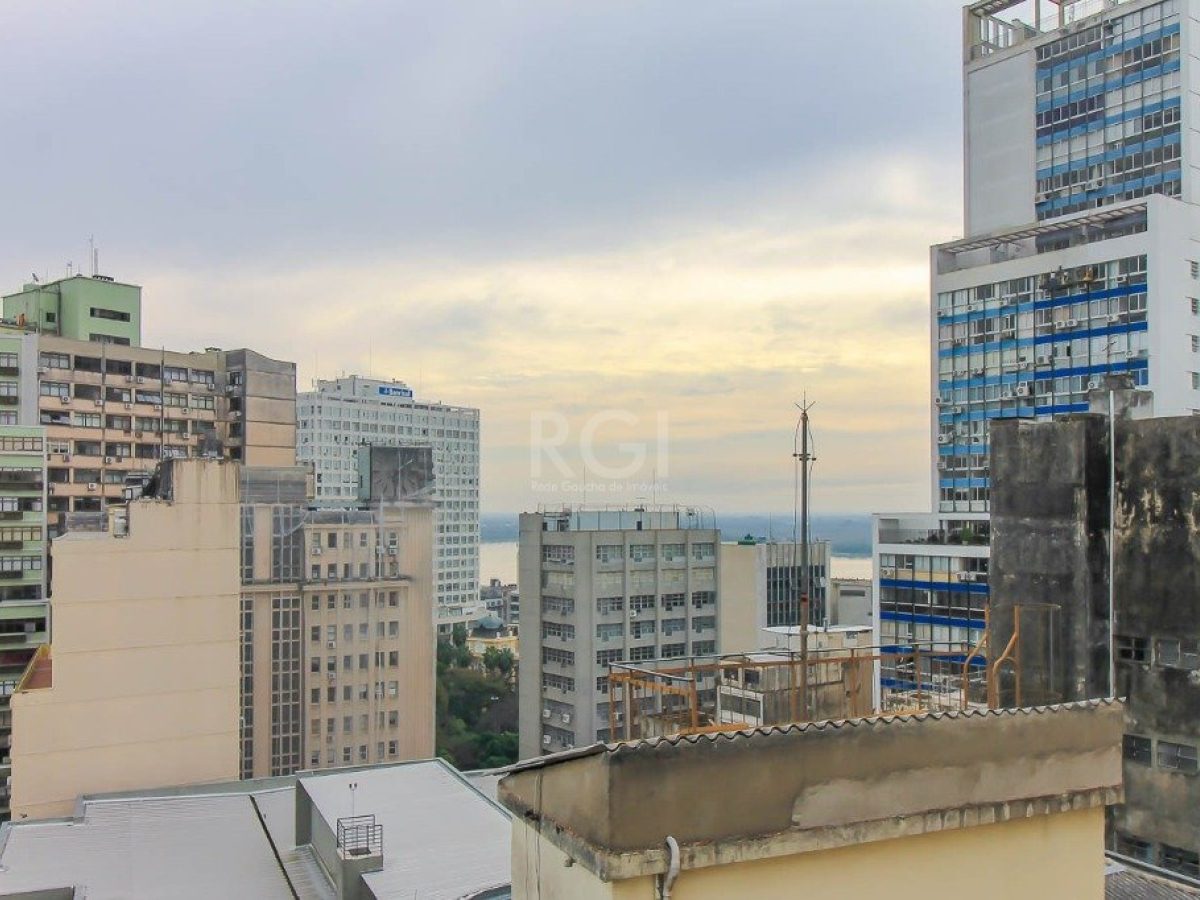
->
(378, 385), (413, 398)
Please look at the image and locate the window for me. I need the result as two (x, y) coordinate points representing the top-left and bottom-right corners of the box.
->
(542, 545), (575, 565)
(691, 542), (715, 561)
(1162, 845), (1200, 879)
(595, 544), (624, 563)
(1157, 740), (1198, 774)
(39, 352), (69, 369)
(1116, 635), (1148, 663)
(629, 543), (654, 563)
(1192, 336), (1199, 353)
(1123, 734), (1152, 765)
(1192, 298), (1200, 315)
(39, 381), (69, 399)
(90, 306), (131, 322)
(1157, 637), (1200, 670)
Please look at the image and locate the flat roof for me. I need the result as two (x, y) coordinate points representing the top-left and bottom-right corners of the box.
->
(0, 759), (511, 900)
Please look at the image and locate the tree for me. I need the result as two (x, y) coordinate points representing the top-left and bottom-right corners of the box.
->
(451, 623), (468, 647)
(482, 647), (515, 678)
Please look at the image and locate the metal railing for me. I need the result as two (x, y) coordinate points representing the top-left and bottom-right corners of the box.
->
(337, 814), (383, 858)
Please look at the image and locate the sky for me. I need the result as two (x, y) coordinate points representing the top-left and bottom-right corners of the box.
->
(0, 1), (967, 515)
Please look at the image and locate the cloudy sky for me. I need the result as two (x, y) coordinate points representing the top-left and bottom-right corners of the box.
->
(1, 1), (966, 515)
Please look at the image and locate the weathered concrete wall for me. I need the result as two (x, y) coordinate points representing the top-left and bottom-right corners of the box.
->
(500, 700), (1122, 882)
(990, 416), (1111, 705)
(990, 412), (1200, 856)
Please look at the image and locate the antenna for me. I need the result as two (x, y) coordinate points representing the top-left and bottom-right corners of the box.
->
(349, 781), (358, 819)
(88, 236), (96, 277)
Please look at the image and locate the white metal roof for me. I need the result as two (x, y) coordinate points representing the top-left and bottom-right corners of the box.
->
(0, 794), (294, 899)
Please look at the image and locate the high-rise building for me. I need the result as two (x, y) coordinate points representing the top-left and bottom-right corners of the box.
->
(238, 463), (436, 779)
(517, 507), (720, 759)
(874, 0), (1190, 673)
(8, 459), (241, 821)
(297, 376), (480, 631)
(717, 538), (831, 654)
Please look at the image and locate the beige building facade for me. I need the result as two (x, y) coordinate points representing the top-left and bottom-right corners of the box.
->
(8, 459), (241, 820)
(239, 467), (436, 779)
(717, 539), (831, 655)
(38, 337), (295, 534)
(501, 699), (1125, 900)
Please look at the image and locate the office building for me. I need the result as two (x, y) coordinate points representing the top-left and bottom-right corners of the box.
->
(874, 0), (1192, 667)
(239, 455), (436, 780)
(517, 507), (720, 758)
(500, 699), (1125, 899)
(297, 376), (480, 631)
(717, 538), (830, 654)
(988, 403), (1200, 878)
(9, 459), (241, 821)
(3, 274), (141, 345)
(0, 758), (512, 899)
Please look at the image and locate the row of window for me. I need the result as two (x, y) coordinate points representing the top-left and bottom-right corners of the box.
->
(310, 652), (404, 673)
(0, 437), (42, 452)
(1123, 733), (1197, 773)
(309, 621), (401, 642)
(311, 711), (402, 734)
(39, 352), (215, 385)
(1116, 634), (1200, 669)
(309, 741), (404, 769)
(1113, 831), (1198, 879)
(592, 542), (716, 564)
(936, 258), (1147, 312)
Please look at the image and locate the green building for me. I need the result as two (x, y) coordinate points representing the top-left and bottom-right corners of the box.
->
(2, 275), (141, 346)
(0, 326), (49, 819)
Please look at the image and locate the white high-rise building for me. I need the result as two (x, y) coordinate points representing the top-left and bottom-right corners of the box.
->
(297, 376), (481, 631)
(874, 0), (1195, 681)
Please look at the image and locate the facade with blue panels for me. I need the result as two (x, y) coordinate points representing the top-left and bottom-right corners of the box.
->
(874, 0), (1200, 696)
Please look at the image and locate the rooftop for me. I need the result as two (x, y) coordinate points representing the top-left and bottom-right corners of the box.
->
(498, 699), (1124, 881)
(0, 759), (511, 900)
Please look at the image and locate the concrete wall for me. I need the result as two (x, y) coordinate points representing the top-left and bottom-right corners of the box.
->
(9, 459), (241, 819)
(990, 412), (1200, 858)
(716, 543), (762, 655)
(512, 807), (1106, 900)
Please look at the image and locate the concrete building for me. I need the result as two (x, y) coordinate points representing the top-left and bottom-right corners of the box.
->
(517, 507), (720, 758)
(717, 539), (830, 654)
(828, 576), (872, 627)
(239, 463), (436, 780)
(988, 403), (1200, 879)
(0, 758), (512, 899)
(3, 275), (141, 345)
(874, 0), (1194, 668)
(297, 376), (480, 631)
(499, 699), (1126, 899)
(8, 459), (241, 820)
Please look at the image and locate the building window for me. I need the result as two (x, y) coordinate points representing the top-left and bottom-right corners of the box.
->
(1157, 740), (1198, 774)
(1156, 637), (1200, 670)
(595, 544), (623, 564)
(1123, 734), (1152, 765)
(90, 306), (131, 322)
(1162, 845), (1200, 879)
(1116, 635), (1149, 663)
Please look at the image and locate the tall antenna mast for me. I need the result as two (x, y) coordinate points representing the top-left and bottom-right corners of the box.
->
(792, 396), (816, 720)
(88, 236), (96, 277)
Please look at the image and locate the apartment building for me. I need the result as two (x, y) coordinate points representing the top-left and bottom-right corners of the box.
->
(874, 0), (1195, 667)
(717, 539), (831, 654)
(3, 274), (140, 345)
(297, 376), (480, 631)
(517, 507), (720, 758)
(239, 462), (436, 780)
(9, 459), (241, 821)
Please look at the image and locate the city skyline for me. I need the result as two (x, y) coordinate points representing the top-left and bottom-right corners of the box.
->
(0, 1), (967, 515)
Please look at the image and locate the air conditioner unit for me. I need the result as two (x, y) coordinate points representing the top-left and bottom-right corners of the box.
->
(153, 404), (161, 411)
(387, 547), (397, 556)
(134, 430), (143, 437)
(59, 396), (70, 405)
(313, 547), (322, 556)
(561, 713), (571, 724)
(87, 482), (97, 491)
(933, 397), (943, 406)
(629, 608), (638, 618)
(951, 405), (965, 414)
(956, 571), (976, 583)
(136, 376), (144, 384)
(231, 411), (241, 419)
(181, 405), (189, 411)
(1016, 384), (1031, 397)
(542, 735), (552, 746)
(1087, 379), (1101, 390)
(327, 640), (336, 649)
(1036, 355), (1052, 365)
(972, 368), (984, 376)
(225, 385), (237, 393)
(103, 456), (113, 464)
(1065, 318), (1079, 328)
(37, 366), (48, 375)
(1107, 314), (1121, 324)
(936, 460), (948, 470)
(542, 709), (551, 719)
(123, 403), (131, 410)
(937, 435), (951, 445)
(93, 399), (102, 407)
(327, 672), (336, 681)
(125, 375), (134, 384)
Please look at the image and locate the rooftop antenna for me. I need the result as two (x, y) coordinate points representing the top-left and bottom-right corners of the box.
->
(792, 395), (817, 720)
(349, 781), (358, 819)
(88, 236), (97, 277)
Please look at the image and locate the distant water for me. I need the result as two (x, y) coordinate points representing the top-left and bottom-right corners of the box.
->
(480, 541), (871, 586)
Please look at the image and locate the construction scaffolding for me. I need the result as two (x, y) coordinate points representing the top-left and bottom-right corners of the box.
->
(606, 641), (985, 742)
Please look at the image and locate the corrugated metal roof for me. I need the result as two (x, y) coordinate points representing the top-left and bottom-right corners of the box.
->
(300, 760), (511, 900)
(499, 698), (1123, 773)
(0, 795), (295, 899)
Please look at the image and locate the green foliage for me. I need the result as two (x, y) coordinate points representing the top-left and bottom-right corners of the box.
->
(451, 623), (468, 647)
(436, 636), (518, 770)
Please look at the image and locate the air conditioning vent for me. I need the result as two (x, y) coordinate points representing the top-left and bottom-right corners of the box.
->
(542, 735), (552, 746)
(1088, 379), (1101, 390)
(327, 640), (336, 649)
(937, 435), (951, 445)
(136, 376), (145, 384)
(103, 456), (113, 464)
(1016, 384), (1031, 397)
(87, 482), (97, 491)
(59, 396), (70, 405)
(542, 709), (551, 719)
(561, 713), (571, 724)
(936, 460), (948, 470)
(123, 402), (132, 410)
